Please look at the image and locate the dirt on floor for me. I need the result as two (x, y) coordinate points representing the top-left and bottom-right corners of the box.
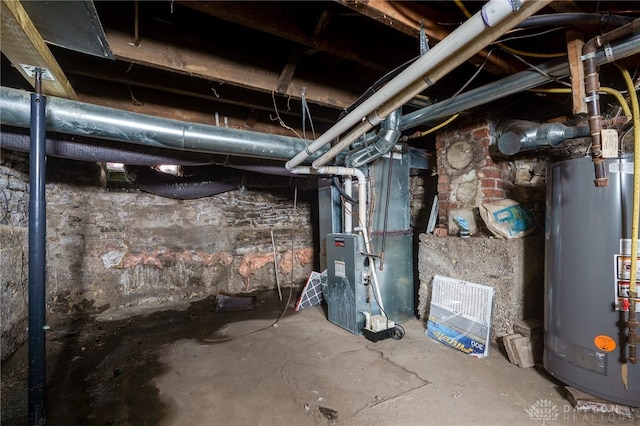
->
(1, 290), (284, 426)
(3, 289), (640, 426)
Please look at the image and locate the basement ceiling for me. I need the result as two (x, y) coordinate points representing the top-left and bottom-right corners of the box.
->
(1, 1), (639, 144)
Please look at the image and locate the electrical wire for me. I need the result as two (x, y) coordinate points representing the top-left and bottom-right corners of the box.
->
(332, 176), (358, 204)
(403, 114), (460, 141)
(502, 49), (572, 87)
(497, 26), (567, 44)
(270, 90), (303, 139)
(301, 87), (316, 140)
(340, 55), (421, 119)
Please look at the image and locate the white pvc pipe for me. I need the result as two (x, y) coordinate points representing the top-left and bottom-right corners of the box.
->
(354, 224), (386, 313)
(285, 0), (551, 170)
(291, 166), (367, 228)
(290, 166), (386, 313)
(344, 177), (353, 234)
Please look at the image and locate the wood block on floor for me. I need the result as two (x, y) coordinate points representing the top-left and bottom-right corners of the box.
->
(565, 386), (633, 417)
(502, 334), (520, 366)
(510, 335), (535, 368)
(513, 318), (543, 337)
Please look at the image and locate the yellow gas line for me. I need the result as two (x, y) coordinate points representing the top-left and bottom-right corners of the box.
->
(530, 87), (632, 119)
(615, 63), (639, 387)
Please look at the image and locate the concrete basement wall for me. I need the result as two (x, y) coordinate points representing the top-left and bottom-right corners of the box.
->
(1, 150), (315, 359)
(417, 234), (545, 341)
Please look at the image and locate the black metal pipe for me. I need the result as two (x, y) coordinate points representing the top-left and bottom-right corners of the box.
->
(28, 72), (47, 425)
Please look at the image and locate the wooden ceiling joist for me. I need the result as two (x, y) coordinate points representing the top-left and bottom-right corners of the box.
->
(0, 0), (78, 99)
(178, 1), (392, 74)
(336, 0), (520, 75)
(105, 29), (359, 109)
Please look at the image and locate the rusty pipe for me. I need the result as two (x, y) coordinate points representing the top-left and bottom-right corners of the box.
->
(583, 37), (605, 186)
(583, 18), (640, 187)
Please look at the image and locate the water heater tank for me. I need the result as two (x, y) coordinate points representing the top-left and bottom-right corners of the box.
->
(545, 155), (639, 407)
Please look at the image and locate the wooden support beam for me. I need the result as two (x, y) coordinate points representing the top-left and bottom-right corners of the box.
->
(105, 29), (358, 109)
(178, 1), (392, 73)
(549, 1), (582, 13)
(0, 0), (77, 99)
(336, 0), (519, 75)
(566, 30), (587, 116)
(245, 109), (259, 129)
(63, 66), (336, 126)
(276, 49), (302, 95)
(311, 8), (333, 41)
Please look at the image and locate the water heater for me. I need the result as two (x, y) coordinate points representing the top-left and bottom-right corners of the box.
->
(545, 155), (639, 407)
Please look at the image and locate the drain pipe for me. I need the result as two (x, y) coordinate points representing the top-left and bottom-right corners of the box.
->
(285, 0), (550, 171)
(344, 109), (401, 168)
(290, 166), (385, 312)
(497, 120), (591, 155)
(344, 177), (353, 233)
(28, 70), (47, 425)
(583, 18), (640, 187)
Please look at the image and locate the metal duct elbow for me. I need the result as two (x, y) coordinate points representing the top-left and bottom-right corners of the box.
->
(344, 109), (401, 168)
(497, 120), (590, 155)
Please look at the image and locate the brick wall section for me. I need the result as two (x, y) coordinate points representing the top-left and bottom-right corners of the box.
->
(435, 119), (511, 233)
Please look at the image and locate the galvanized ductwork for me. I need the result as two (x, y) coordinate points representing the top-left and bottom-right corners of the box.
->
(497, 120), (591, 155)
(344, 109), (402, 168)
(0, 87), (320, 162)
(399, 29), (640, 130)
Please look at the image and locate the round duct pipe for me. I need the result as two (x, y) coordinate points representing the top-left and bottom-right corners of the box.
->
(0, 87), (320, 162)
(497, 120), (591, 155)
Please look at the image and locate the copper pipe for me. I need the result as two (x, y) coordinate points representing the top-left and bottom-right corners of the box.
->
(583, 18), (640, 187)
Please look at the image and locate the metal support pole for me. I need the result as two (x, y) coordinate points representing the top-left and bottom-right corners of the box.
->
(28, 69), (47, 426)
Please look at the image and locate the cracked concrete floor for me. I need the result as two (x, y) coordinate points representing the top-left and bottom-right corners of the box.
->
(156, 306), (640, 426)
(3, 295), (639, 425)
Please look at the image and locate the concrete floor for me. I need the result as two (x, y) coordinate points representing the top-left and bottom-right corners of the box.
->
(2, 294), (639, 425)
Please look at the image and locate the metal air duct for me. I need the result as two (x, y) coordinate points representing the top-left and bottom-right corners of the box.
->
(399, 30), (640, 131)
(0, 87), (320, 162)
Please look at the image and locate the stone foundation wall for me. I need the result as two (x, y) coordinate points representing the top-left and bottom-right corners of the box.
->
(435, 119), (512, 236)
(1, 152), (316, 359)
(0, 226), (28, 361)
